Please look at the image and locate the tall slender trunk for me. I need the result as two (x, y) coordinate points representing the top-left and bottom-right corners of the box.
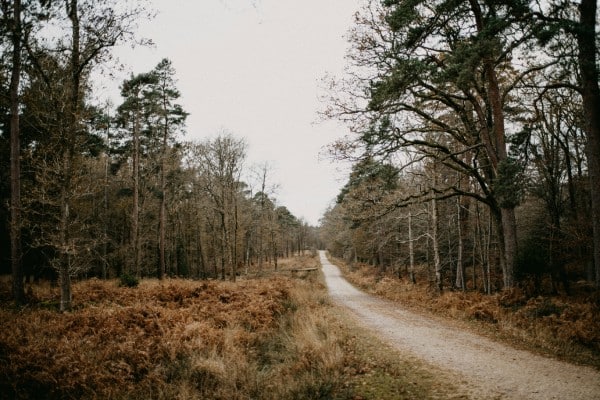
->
(258, 203), (264, 271)
(245, 230), (251, 273)
(212, 228), (218, 278)
(431, 196), (442, 292)
(476, 202), (490, 293)
(102, 118), (110, 279)
(475, 203), (483, 292)
(499, 208), (516, 288)
(271, 226), (278, 270)
(197, 226), (206, 279)
(172, 221), (178, 276)
(59, 145), (74, 311)
(220, 210), (227, 280)
(486, 211), (493, 294)
(455, 197), (466, 290)
(491, 68), (518, 290)
(158, 120), (168, 279)
(131, 109), (141, 277)
(9, 0), (25, 305)
(408, 211), (416, 284)
(57, 0), (81, 312)
(472, 211), (478, 291)
(577, 0), (600, 288)
(158, 189), (166, 278)
(231, 195), (238, 281)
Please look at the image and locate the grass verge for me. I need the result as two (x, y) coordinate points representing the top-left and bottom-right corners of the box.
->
(328, 305), (473, 400)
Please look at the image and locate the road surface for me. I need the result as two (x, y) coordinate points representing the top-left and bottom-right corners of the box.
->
(319, 250), (600, 400)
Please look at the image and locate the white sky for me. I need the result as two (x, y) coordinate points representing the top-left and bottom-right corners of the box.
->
(103, 0), (362, 225)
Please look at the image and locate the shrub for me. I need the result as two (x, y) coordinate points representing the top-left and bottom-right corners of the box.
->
(119, 272), (139, 288)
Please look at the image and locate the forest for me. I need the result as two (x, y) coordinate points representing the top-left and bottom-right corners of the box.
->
(0, 0), (319, 311)
(1, 0), (600, 398)
(0, 0), (598, 304)
(320, 0), (600, 296)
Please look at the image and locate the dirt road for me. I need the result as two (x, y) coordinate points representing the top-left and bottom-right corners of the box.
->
(319, 251), (600, 400)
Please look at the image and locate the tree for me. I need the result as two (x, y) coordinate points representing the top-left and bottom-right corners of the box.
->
(146, 58), (187, 279)
(249, 162), (280, 269)
(116, 72), (156, 276)
(2, 0), (25, 304)
(532, 0), (600, 287)
(325, 0), (540, 289)
(523, 84), (585, 292)
(194, 134), (246, 281)
(22, 0), (148, 310)
(276, 205), (300, 259)
(330, 156), (405, 268)
(576, 0), (600, 288)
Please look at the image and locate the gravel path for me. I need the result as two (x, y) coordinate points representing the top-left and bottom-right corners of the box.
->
(319, 251), (600, 400)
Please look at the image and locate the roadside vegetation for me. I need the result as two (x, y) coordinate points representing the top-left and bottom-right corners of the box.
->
(328, 256), (600, 369)
(0, 253), (469, 400)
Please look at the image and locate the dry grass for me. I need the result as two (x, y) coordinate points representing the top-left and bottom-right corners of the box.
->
(330, 309), (471, 400)
(0, 277), (291, 399)
(0, 253), (477, 399)
(330, 256), (600, 368)
(0, 269), (345, 400)
(0, 252), (365, 400)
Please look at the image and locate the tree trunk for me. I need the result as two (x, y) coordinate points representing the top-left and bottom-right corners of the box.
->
(408, 211), (416, 284)
(131, 109), (141, 277)
(220, 210), (227, 280)
(472, 219), (477, 291)
(59, 255), (72, 312)
(577, 0), (600, 288)
(258, 210), (264, 272)
(500, 208), (517, 288)
(212, 229), (218, 278)
(59, 161), (73, 311)
(197, 226), (206, 279)
(431, 196), (442, 292)
(469, 0), (516, 289)
(57, 0), (82, 312)
(476, 202), (490, 293)
(455, 197), (466, 290)
(103, 139), (109, 279)
(9, 0), (25, 305)
(158, 192), (166, 278)
(486, 211), (493, 295)
(271, 228), (278, 270)
(231, 197), (238, 281)
(158, 128), (167, 279)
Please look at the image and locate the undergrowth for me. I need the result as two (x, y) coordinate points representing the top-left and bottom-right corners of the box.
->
(329, 256), (600, 368)
(0, 271), (341, 399)
(0, 253), (475, 399)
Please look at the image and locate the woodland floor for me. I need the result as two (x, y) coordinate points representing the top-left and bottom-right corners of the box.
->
(320, 250), (600, 399)
(2, 253), (599, 399)
(0, 255), (470, 400)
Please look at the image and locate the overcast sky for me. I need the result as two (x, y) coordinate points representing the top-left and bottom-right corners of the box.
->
(103, 0), (363, 225)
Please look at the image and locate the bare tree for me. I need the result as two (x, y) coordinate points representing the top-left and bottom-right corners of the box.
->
(23, 0), (148, 310)
(3, 0), (25, 304)
(194, 134), (246, 281)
